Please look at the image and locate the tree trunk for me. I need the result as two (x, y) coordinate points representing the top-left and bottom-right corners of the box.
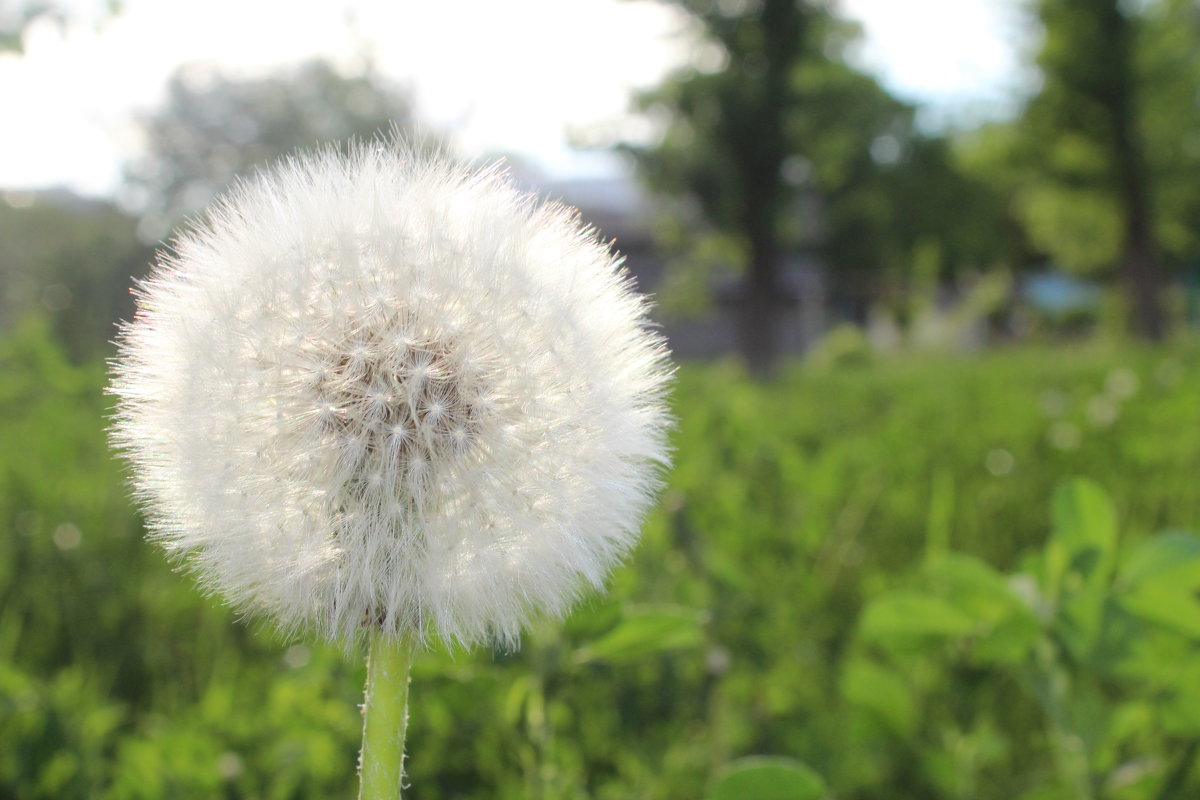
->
(735, 239), (781, 376)
(728, 0), (805, 376)
(1119, 200), (1165, 341)
(1106, 2), (1166, 340)
(1113, 116), (1165, 339)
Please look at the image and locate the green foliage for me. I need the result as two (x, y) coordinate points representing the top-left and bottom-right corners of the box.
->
(625, 0), (819, 295)
(965, 0), (1200, 296)
(2, 319), (1199, 798)
(574, 606), (705, 665)
(627, 0), (1013, 315)
(854, 477), (1200, 798)
(1004, 0), (1146, 278)
(805, 324), (874, 369)
(1018, 181), (1122, 272)
(713, 757), (827, 800)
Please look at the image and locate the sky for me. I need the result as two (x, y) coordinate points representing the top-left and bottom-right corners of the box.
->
(0, 0), (1031, 198)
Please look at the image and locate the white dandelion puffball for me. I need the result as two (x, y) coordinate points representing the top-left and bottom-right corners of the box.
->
(110, 147), (673, 646)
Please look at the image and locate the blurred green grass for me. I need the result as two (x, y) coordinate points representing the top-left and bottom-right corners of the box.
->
(2, 317), (1198, 799)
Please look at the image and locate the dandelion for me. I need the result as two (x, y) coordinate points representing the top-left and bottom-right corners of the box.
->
(985, 448), (1015, 477)
(1039, 388), (1069, 417)
(108, 144), (673, 797)
(1086, 394), (1119, 427)
(1105, 367), (1140, 400)
(1048, 421), (1083, 451)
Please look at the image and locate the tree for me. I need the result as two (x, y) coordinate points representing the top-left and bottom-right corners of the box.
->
(1017, 0), (1169, 338)
(625, 0), (819, 373)
(125, 58), (435, 238)
(791, 64), (1015, 322)
(625, 0), (1011, 369)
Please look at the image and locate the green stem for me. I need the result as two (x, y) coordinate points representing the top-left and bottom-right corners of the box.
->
(359, 628), (418, 800)
(1155, 740), (1199, 800)
(1031, 641), (1093, 800)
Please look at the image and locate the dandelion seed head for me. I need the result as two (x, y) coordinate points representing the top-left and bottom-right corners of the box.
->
(109, 145), (673, 647)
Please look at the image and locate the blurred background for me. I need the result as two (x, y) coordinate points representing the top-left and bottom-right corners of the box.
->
(2, 0), (1200, 798)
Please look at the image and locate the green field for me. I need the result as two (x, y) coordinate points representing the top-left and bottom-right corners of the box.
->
(3, 319), (1200, 799)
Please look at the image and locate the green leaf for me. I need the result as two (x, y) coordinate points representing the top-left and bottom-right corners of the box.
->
(1047, 478), (1118, 594)
(503, 675), (534, 725)
(574, 606), (703, 665)
(1119, 531), (1200, 587)
(712, 757), (827, 800)
(1119, 532), (1200, 639)
(859, 592), (978, 642)
(1044, 479), (1120, 661)
(974, 608), (1043, 665)
(562, 598), (623, 639)
(862, 555), (1041, 664)
(924, 552), (1012, 601)
(841, 657), (917, 737)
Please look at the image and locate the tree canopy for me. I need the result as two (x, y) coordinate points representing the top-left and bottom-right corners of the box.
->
(962, 0), (1200, 338)
(125, 58), (433, 239)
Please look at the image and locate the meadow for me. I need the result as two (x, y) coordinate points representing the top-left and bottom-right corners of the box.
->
(3, 317), (1199, 799)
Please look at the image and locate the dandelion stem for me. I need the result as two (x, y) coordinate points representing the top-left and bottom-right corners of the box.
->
(359, 628), (417, 800)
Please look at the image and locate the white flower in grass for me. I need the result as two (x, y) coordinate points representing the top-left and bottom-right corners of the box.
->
(109, 146), (673, 647)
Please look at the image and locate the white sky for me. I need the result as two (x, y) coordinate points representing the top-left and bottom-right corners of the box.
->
(0, 0), (1029, 197)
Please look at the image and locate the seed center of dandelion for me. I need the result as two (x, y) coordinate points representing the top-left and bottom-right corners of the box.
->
(295, 315), (486, 505)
